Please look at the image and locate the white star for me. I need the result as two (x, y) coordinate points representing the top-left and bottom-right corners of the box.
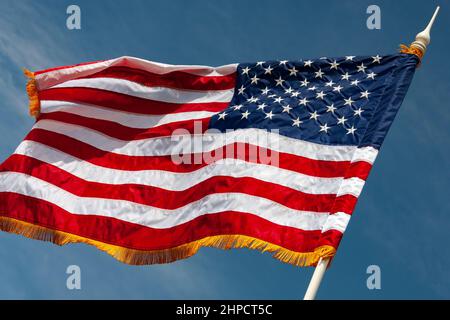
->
(284, 87), (294, 94)
(329, 60), (340, 70)
(357, 63), (367, 73)
(279, 60), (288, 66)
(299, 97), (309, 106)
(264, 65), (273, 74)
(345, 56), (355, 61)
(250, 74), (260, 84)
(261, 87), (270, 95)
(265, 111), (274, 119)
(360, 90), (371, 99)
(326, 104), (336, 113)
(300, 79), (309, 87)
(372, 55), (382, 63)
(325, 80), (335, 87)
(346, 126), (357, 135)
(233, 104), (243, 110)
(309, 111), (319, 120)
(344, 97), (354, 106)
(290, 91), (301, 97)
(304, 60), (313, 67)
(274, 96), (284, 103)
(241, 66), (251, 75)
(337, 115), (347, 125)
(275, 76), (285, 86)
(247, 96), (259, 103)
(288, 67), (298, 76)
(351, 79), (361, 86)
(257, 103), (267, 111)
(341, 72), (351, 81)
(307, 86), (317, 91)
(367, 72), (376, 80)
(333, 85), (343, 92)
(319, 123), (330, 133)
(256, 61), (265, 66)
(241, 110), (250, 119)
(238, 85), (245, 95)
(315, 69), (324, 78)
(354, 107), (364, 117)
(282, 105), (292, 113)
(316, 91), (326, 99)
(218, 112), (227, 120)
(292, 117), (302, 127)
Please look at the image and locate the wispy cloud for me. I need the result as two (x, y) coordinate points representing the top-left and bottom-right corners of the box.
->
(0, 1), (76, 69)
(0, 1), (78, 153)
(0, 1), (81, 116)
(0, 1), (214, 299)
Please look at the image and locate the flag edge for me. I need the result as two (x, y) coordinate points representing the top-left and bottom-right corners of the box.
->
(0, 216), (335, 267)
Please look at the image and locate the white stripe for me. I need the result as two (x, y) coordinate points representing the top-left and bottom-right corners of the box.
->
(33, 119), (377, 163)
(352, 147), (378, 164)
(321, 212), (351, 233)
(35, 56), (238, 90)
(14, 140), (363, 196)
(52, 78), (234, 103)
(0, 171), (332, 231)
(336, 178), (366, 197)
(40, 101), (216, 128)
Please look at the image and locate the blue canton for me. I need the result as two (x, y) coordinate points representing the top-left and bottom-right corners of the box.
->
(209, 54), (418, 147)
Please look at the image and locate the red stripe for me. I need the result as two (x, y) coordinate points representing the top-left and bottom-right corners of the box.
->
(37, 112), (210, 140)
(39, 87), (229, 115)
(318, 228), (344, 249)
(25, 128), (371, 180)
(79, 66), (236, 91)
(346, 161), (373, 180)
(330, 195), (359, 215)
(0, 192), (343, 252)
(0, 154), (358, 213)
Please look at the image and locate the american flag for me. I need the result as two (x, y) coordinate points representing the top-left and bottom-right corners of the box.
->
(0, 53), (418, 266)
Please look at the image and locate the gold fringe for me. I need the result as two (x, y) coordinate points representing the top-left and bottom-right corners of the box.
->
(399, 44), (424, 63)
(0, 216), (336, 267)
(23, 69), (40, 117)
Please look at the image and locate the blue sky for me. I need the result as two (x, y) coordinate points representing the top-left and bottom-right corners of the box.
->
(0, 0), (449, 299)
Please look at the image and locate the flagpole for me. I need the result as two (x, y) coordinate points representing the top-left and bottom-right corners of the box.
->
(303, 258), (330, 300)
(303, 6), (440, 301)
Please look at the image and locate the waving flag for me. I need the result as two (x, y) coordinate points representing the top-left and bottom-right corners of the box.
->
(0, 53), (418, 266)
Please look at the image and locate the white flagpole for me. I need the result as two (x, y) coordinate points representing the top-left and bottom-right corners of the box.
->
(303, 6), (440, 301)
(303, 258), (330, 300)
